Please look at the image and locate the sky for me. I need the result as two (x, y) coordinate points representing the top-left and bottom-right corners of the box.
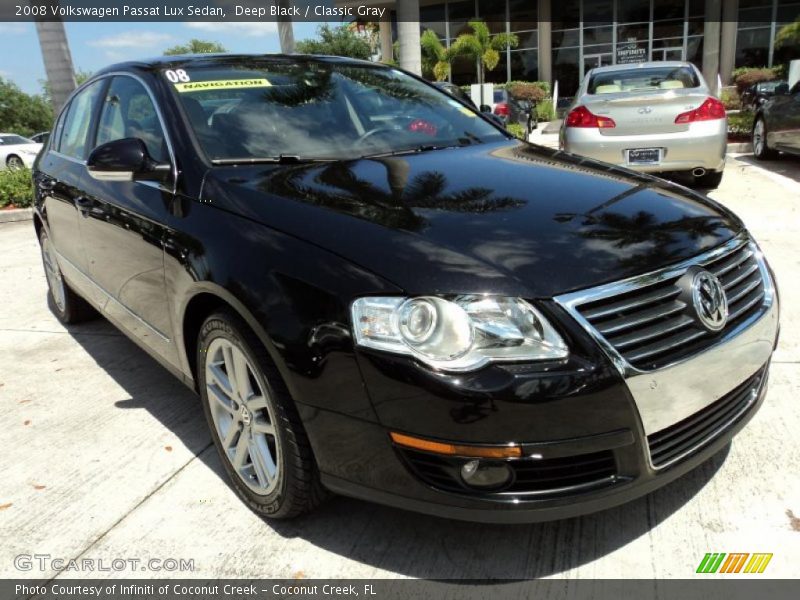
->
(0, 20), (322, 95)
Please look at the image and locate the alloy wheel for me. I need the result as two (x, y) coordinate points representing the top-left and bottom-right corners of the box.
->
(205, 337), (281, 495)
(41, 236), (66, 312)
(753, 119), (765, 155)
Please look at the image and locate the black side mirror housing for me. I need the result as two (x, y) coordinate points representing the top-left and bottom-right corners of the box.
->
(479, 104), (492, 113)
(87, 138), (171, 183)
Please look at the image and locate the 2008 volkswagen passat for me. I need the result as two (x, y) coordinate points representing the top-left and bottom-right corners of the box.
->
(33, 55), (779, 522)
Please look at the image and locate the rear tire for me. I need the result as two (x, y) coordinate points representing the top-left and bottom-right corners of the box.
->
(694, 170), (724, 189)
(753, 117), (778, 160)
(197, 310), (327, 519)
(39, 230), (96, 324)
(6, 155), (24, 170)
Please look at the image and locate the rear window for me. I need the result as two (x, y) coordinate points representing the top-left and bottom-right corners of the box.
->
(493, 90), (506, 102)
(588, 66), (700, 95)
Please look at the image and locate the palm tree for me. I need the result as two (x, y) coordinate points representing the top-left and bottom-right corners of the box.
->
(420, 29), (455, 81)
(451, 20), (518, 107)
(34, 18), (76, 114)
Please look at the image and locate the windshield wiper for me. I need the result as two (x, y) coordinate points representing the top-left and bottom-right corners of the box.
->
(361, 142), (468, 160)
(212, 155), (334, 165)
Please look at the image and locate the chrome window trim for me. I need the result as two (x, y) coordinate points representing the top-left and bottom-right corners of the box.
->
(554, 234), (778, 467)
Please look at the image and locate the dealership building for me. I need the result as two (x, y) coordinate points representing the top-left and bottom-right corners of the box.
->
(342, 0), (800, 94)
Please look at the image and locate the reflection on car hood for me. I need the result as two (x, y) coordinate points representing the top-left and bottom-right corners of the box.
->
(201, 140), (743, 297)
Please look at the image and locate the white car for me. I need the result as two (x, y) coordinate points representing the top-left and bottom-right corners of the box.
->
(0, 134), (43, 170)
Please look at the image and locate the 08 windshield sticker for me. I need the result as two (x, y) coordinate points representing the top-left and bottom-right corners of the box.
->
(164, 69), (272, 92)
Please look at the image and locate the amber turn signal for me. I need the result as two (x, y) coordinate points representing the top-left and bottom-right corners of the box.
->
(390, 432), (522, 458)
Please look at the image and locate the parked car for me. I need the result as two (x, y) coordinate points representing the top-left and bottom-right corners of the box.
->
(560, 61), (727, 188)
(741, 80), (786, 111)
(492, 88), (536, 135)
(0, 133), (42, 170)
(34, 55), (778, 523)
(753, 80), (800, 160)
(30, 131), (51, 145)
(434, 81), (505, 128)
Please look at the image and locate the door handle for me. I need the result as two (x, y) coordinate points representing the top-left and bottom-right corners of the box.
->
(75, 196), (92, 217)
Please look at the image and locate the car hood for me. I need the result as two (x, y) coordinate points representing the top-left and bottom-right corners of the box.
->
(200, 140), (744, 298)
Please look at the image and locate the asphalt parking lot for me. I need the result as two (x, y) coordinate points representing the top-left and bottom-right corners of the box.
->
(1, 153), (799, 580)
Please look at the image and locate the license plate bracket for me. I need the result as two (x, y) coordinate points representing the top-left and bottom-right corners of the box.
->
(626, 148), (662, 165)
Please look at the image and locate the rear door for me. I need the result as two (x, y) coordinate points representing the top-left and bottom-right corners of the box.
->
(78, 74), (179, 365)
(773, 82), (800, 152)
(38, 79), (106, 280)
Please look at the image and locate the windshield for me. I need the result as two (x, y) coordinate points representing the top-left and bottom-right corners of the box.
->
(0, 135), (34, 144)
(588, 66), (700, 95)
(168, 61), (505, 162)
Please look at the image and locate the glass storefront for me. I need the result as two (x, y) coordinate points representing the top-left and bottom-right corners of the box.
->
(552, 0), (706, 95)
(414, 0), (800, 94)
(736, 0), (800, 68)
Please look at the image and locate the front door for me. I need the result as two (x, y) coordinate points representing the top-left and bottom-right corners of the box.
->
(78, 75), (178, 365)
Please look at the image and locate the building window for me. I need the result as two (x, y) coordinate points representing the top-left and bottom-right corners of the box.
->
(736, 0), (800, 68)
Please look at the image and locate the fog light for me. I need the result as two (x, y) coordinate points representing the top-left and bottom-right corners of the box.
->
(460, 460), (512, 490)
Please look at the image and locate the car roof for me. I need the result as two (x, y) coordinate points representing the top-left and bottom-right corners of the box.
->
(588, 61), (695, 74)
(94, 53), (380, 76)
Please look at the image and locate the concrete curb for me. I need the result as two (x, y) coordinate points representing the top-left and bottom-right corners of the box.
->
(0, 208), (33, 224)
(728, 142), (753, 153)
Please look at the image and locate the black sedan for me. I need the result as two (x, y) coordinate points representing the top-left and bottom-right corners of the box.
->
(741, 80), (786, 111)
(753, 80), (800, 159)
(33, 55), (779, 522)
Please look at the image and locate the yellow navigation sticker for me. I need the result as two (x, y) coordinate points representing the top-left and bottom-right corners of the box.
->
(174, 79), (272, 92)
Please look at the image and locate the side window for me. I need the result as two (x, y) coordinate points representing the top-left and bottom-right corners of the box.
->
(58, 80), (105, 160)
(96, 76), (168, 163)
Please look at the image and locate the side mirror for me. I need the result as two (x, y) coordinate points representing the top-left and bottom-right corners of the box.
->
(775, 82), (790, 95)
(87, 138), (170, 183)
(479, 104), (492, 113)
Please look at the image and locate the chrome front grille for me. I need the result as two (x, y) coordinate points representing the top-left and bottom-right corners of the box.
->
(562, 237), (769, 372)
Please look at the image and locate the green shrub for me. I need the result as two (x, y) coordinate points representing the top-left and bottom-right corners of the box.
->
(0, 168), (34, 208)
(727, 111), (754, 137)
(505, 123), (526, 139)
(507, 82), (547, 103)
(731, 67), (781, 94)
(720, 87), (741, 110)
(535, 98), (556, 122)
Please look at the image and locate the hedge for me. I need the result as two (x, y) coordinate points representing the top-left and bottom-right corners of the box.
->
(0, 168), (34, 208)
(731, 66), (783, 94)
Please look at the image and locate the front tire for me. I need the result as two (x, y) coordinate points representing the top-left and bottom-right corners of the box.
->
(197, 310), (326, 519)
(753, 117), (778, 160)
(39, 230), (95, 324)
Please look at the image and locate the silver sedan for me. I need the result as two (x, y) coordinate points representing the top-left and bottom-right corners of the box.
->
(560, 62), (727, 188)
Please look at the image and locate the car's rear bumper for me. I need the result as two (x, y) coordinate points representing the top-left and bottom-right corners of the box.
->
(561, 120), (727, 173)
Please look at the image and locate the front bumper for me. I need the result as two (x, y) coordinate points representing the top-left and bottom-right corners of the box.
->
(299, 240), (778, 523)
(561, 120), (727, 173)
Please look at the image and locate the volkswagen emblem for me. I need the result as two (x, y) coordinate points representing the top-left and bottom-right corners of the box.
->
(638, 106), (653, 114)
(692, 271), (728, 331)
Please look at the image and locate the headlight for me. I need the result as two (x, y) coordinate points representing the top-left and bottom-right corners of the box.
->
(351, 295), (568, 371)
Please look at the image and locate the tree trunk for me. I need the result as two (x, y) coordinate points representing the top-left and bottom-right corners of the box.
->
(478, 62), (485, 108)
(277, 0), (295, 54)
(34, 18), (76, 114)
